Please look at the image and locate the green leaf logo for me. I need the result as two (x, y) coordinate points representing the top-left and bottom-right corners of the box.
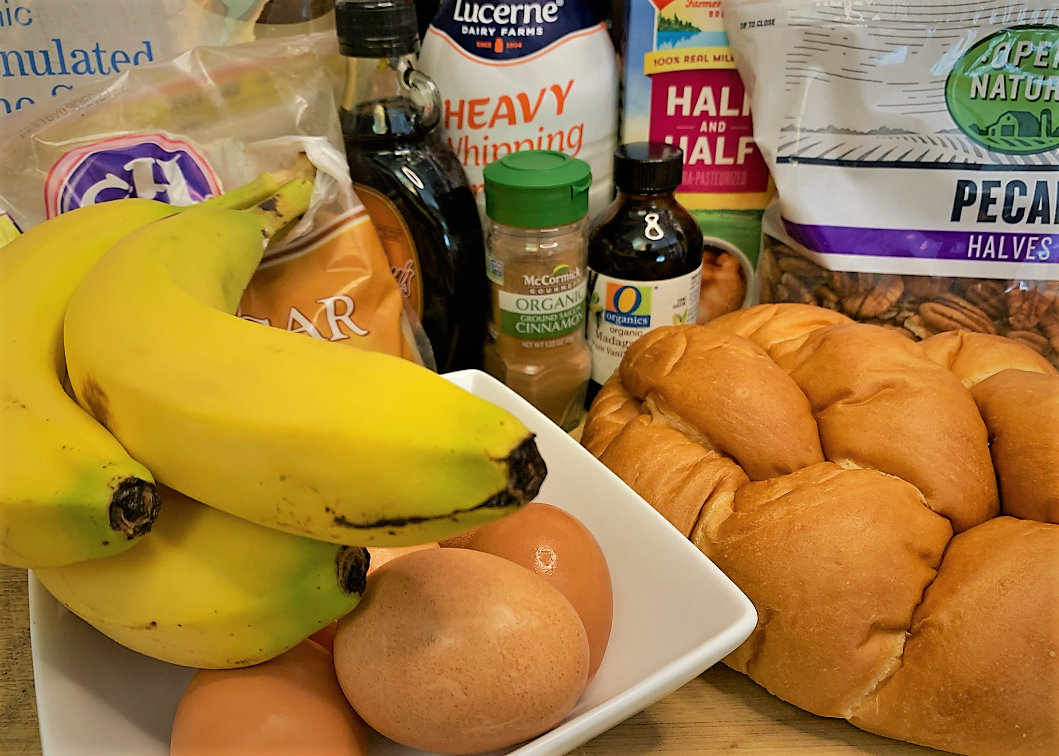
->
(945, 26), (1059, 156)
(552, 263), (570, 277)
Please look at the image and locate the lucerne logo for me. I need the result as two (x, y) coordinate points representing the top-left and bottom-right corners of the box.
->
(44, 135), (221, 218)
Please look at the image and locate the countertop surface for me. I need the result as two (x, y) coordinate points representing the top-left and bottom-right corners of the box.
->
(0, 563), (945, 756)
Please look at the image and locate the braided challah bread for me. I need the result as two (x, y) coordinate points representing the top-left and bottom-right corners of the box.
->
(582, 303), (1059, 756)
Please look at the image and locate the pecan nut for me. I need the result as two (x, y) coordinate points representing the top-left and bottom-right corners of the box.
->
(1005, 330), (1052, 356)
(1041, 308), (1059, 353)
(962, 280), (1009, 319)
(818, 286), (841, 311)
(875, 323), (917, 340)
(776, 272), (817, 305)
(904, 276), (952, 301)
(903, 314), (940, 340)
(920, 294), (997, 335)
(842, 275), (905, 319)
(1006, 283), (1059, 330)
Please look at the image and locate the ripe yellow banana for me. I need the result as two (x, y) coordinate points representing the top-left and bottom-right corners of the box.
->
(0, 165), (314, 569)
(35, 486), (369, 669)
(0, 200), (177, 568)
(64, 181), (546, 548)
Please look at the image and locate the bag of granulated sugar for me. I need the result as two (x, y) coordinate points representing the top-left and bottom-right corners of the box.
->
(725, 0), (1059, 367)
(0, 0), (338, 123)
(418, 0), (620, 220)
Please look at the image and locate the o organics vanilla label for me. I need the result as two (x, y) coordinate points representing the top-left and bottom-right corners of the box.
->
(418, 0), (618, 220)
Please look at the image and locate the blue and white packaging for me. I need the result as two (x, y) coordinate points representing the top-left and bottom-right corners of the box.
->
(419, 0), (619, 220)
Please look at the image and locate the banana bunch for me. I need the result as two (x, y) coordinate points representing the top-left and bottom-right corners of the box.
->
(4, 162), (546, 668)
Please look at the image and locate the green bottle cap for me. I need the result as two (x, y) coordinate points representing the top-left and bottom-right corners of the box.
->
(483, 151), (593, 229)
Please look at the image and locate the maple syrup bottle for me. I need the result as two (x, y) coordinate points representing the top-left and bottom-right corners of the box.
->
(336, 0), (488, 372)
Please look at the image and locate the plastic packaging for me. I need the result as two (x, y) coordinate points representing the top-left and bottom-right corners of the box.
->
(0, 0), (341, 122)
(0, 32), (427, 366)
(726, 0), (1059, 367)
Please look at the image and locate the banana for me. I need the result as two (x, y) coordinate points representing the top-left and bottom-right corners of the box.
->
(64, 181), (547, 548)
(35, 486), (369, 669)
(0, 165), (314, 569)
(0, 200), (177, 568)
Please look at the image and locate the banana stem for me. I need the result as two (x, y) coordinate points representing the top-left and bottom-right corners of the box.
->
(197, 154), (316, 212)
(250, 177), (316, 240)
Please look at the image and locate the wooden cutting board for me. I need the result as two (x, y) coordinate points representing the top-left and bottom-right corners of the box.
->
(0, 562), (943, 756)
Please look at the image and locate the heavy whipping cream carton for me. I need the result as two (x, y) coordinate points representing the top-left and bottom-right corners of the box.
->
(419, 0), (619, 220)
(620, 0), (772, 304)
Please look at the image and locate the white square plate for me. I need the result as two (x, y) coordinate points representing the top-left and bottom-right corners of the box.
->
(30, 369), (756, 756)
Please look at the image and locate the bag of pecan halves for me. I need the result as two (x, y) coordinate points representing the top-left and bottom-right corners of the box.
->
(724, 0), (1059, 366)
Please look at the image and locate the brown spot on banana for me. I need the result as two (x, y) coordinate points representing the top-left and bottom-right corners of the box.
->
(80, 378), (114, 433)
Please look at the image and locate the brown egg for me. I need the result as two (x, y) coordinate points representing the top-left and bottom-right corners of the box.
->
(367, 542), (439, 575)
(438, 527), (480, 548)
(309, 622), (339, 654)
(333, 548), (589, 755)
(465, 502), (613, 684)
(170, 640), (368, 756)
(308, 544), (439, 652)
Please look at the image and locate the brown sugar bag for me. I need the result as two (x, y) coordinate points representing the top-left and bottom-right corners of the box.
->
(238, 206), (423, 364)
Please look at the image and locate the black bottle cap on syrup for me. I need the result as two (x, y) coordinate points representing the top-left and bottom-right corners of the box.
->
(613, 142), (686, 194)
(335, 0), (419, 58)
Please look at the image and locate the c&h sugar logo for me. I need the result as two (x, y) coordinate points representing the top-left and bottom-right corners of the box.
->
(44, 135), (221, 219)
(946, 26), (1059, 156)
(603, 282), (652, 327)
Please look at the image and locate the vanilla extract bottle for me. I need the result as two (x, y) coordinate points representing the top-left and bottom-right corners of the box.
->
(585, 142), (704, 407)
(336, 0), (488, 372)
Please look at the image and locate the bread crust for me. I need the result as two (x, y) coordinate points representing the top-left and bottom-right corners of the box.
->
(786, 323), (998, 533)
(920, 331), (1058, 388)
(708, 303), (852, 369)
(970, 369), (1059, 524)
(580, 374), (642, 459)
(618, 325), (824, 480)
(849, 517), (1059, 756)
(598, 415), (747, 539)
(706, 463), (952, 719)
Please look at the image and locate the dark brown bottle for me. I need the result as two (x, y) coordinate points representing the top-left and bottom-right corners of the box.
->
(336, 0), (487, 372)
(585, 143), (704, 406)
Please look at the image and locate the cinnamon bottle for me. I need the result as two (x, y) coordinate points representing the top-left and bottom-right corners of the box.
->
(482, 151), (593, 431)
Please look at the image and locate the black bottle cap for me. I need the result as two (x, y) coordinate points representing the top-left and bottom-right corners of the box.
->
(613, 142), (686, 194)
(335, 0), (419, 58)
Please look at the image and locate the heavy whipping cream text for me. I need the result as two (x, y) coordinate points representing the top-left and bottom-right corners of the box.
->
(419, 0), (617, 219)
(443, 80), (583, 169)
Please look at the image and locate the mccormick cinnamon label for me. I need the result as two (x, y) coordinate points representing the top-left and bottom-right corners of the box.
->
(620, 0), (772, 279)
